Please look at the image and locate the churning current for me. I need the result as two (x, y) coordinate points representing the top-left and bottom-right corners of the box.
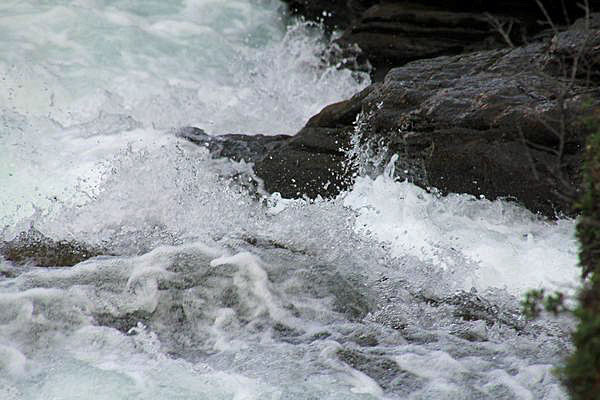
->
(0, 0), (580, 399)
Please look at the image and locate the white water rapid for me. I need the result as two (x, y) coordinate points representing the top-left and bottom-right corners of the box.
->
(0, 1), (580, 399)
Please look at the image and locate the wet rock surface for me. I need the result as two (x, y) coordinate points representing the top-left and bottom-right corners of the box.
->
(283, 0), (586, 80)
(255, 20), (600, 217)
(1, 228), (107, 267)
(178, 9), (599, 217)
(422, 290), (525, 332)
(337, 347), (424, 392)
(301, 264), (374, 321)
(176, 127), (291, 164)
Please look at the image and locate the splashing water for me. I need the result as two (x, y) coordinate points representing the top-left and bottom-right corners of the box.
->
(0, 0), (367, 226)
(344, 160), (579, 295)
(0, 1), (580, 399)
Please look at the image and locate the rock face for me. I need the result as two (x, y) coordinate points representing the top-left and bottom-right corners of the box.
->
(284, 0), (586, 80)
(283, 0), (368, 30)
(180, 9), (599, 217)
(254, 19), (600, 216)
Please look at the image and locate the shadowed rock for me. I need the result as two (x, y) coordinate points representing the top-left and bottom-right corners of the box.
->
(300, 265), (373, 321)
(421, 290), (525, 331)
(337, 347), (423, 392)
(94, 310), (155, 334)
(283, 0), (587, 80)
(176, 127), (291, 164)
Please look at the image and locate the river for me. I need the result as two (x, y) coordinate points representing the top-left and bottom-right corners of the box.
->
(0, 1), (580, 398)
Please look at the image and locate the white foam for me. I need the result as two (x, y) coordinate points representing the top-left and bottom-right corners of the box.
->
(395, 350), (468, 380)
(27, 325), (280, 400)
(0, 121), (171, 227)
(211, 252), (290, 323)
(0, 0), (367, 133)
(343, 172), (580, 295)
(0, 0), (368, 227)
(319, 341), (385, 398)
(0, 345), (27, 378)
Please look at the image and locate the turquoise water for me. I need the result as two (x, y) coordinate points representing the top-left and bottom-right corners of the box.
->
(0, 1), (578, 399)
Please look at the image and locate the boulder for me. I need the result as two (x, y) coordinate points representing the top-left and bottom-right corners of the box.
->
(178, 14), (599, 217)
(336, 347), (423, 392)
(254, 22), (600, 216)
(176, 127), (291, 164)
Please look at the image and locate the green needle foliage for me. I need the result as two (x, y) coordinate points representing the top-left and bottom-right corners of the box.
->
(519, 107), (600, 398)
(521, 289), (567, 319)
(563, 113), (600, 399)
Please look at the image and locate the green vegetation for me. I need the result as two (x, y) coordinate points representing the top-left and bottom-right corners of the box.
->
(519, 108), (600, 398)
(521, 289), (567, 319)
(562, 114), (600, 399)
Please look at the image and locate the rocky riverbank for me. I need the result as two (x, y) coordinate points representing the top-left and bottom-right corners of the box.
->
(180, 2), (600, 218)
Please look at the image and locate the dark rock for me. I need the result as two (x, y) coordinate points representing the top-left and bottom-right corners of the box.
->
(175, 14), (599, 217)
(311, 331), (332, 340)
(421, 290), (525, 331)
(176, 127), (291, 164)
(284, 0), (585, 33)
(255, 21), (600, 217)
(178, 123), (353, 200)
(451, 326), (488, 342)
(94, 310), (154, 334)
(300, 265), (373, 321)
(349, 330), (379, 347)
(284, 0), (375, 32)
(239, 235), (308, 255)
(283, 0), (589, 81)
(176, 127), (293, 198)
(1, 229), (106, 267)
(335, 3), (516, 81)
(253, 128), (348, 198)
(272, 322), (304, 343)
(337, 347), (423, 392)
(254, 85), (375, 198)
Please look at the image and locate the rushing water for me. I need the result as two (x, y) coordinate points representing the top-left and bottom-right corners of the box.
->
(0, 1), (581, 399)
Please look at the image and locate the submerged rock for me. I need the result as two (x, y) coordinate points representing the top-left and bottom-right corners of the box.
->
(176, 127), (291, 164)
(423, 290), (525, 332)
(1, 229), (106, 267)
(337, 347), (423, 392)
(301, 265), (373, 321)
(94, 310), (155, 334)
